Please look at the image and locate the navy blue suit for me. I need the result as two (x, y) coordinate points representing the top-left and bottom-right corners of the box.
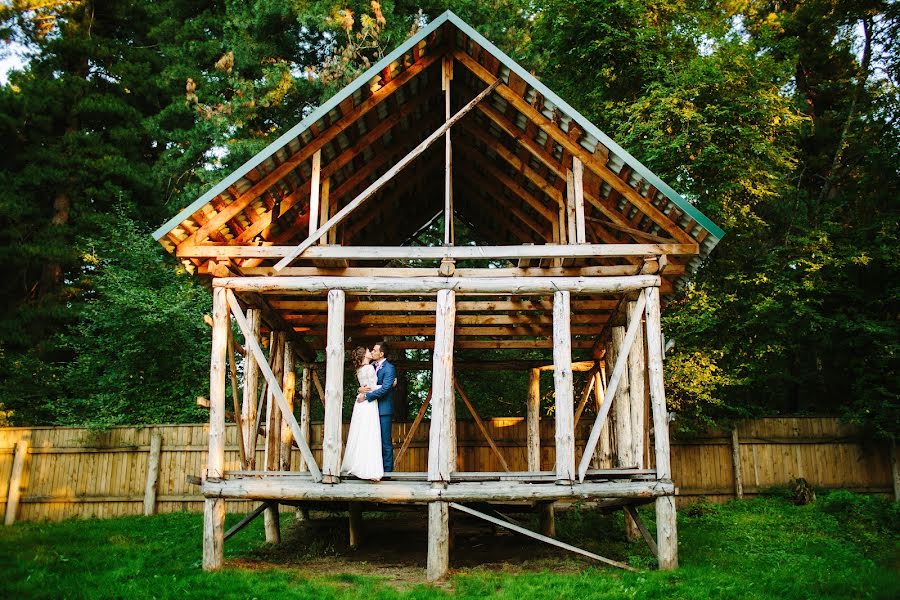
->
(365, 359), (395, 471)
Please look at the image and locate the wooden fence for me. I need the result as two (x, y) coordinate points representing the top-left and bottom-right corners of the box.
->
(1, 417), (895, 522)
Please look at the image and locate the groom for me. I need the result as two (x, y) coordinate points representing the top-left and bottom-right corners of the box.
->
(360, 341), (395, 472)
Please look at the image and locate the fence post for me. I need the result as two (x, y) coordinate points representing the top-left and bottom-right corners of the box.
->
(143, 432), (163, 516)
(4, 440), (29, 526)
(731, 427), (744, 499)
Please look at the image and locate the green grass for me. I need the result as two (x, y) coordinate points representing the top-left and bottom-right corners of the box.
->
(0, 492), (897, 599)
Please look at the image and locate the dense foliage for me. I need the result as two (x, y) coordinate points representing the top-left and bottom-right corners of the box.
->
(0, 1), (896, 436)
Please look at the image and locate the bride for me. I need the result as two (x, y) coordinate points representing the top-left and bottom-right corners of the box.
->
(340, 347), (384, 481)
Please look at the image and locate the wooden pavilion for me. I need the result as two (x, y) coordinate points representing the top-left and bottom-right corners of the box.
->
(153, 11), (724, 580)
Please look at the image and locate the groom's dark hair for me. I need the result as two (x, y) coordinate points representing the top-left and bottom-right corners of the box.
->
(375, 340), (390, 358)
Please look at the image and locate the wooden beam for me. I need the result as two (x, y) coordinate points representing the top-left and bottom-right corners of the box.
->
(214, 274), (661, 294)
(180, 243), (696, 260)
(203, 286), (228, 570)
(573, 157), (586, 243)
(443, 55), (454, 246)
(553, 291), (575, 483)
(227, 329), (248, 469)
(273, 299), (619, 313)
(322, 289), (345, 483)
(449, 502), (637, 572)
(578, 291), (647, 482)
(645, 286), (677, 569)
(263, 331), (283, 543)
(225, 290), (322, 481)
(280, 341), (296, 472)
(527, 368), (541, 471)
(454, 50), (694, 245)
(241, 309), (261, 469)
(203, 478), (675, 502)
(177, 53), (440, 249)
(308, 149), (321, 238)
(274, 79), (501, 270)
(428, 290), (457, 483)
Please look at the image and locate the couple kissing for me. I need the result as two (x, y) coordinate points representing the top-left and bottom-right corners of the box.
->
(340, 341), (395, 481)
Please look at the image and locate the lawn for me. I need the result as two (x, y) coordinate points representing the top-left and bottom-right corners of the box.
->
(0, 491), (897, 599)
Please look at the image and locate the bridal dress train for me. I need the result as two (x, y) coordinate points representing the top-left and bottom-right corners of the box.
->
(340, 364), (384, 481)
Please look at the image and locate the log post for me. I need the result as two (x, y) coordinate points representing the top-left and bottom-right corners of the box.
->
(645, 286), (677, 569)
(427, 289), (456, 582)
(323, 289), (346, 483)
(610, 325), (631, 469)
(731, 427), (744, 499)
(264, 332), (284, 543)
(428, 289), (457, 483)
(443, 55), (454, 246)
(526, 368), (541, 471)
(427, 501), (450, 581)
(241, 309), (261, 469)
(596, 369), (612, 469)
(553, 290), (575, 484)
(626, 300), (646, 469)
(280, 342), (296, 472)
(538, 501), (556, 538)
(4, 440), (29, 526)
(143, 432), (163, 516)
(625, 298), (645, 541)
(297, 366), (312, 521)
(203, 286), (228, 570)
(349, 504), (362, 549)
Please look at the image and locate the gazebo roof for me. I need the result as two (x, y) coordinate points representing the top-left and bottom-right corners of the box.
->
(153, 11), (724, 353)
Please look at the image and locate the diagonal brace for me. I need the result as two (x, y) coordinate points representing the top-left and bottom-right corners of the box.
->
(449, 502), (637, 572)
(226, 289), (323, 482)
(274, 77), (501, 271)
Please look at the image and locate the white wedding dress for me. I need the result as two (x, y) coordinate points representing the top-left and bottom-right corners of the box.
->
(340, 364), (384, 481)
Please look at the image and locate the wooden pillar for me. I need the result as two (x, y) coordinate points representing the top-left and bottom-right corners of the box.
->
(443, 56), (454, 246)
(595, 369), (612, 469)
(203, 286), (228, 570)
(4, 440), (29, 526)
(323, 289), (345, 483)
(427, 289), (455, 582)
(553, 290), (575, 484)
(428, 289), (457, 483)
(280, 342), (296, 472)
(241, 309), (261, 469)
(264, 332), (284, 543)
(624, 299), (645, 541)
(645, 286), (677, 569)
(731, 427), (744, 499)
(349, 504), (362, 549)
(427, 501), (450, 581)
(626, 300), (646, 469)
(538, 501), (556, 538)
(308, 149), (321, 238)
(526, 368), (541, 471)
(143, 432), (163, 516)
(297, 366), (312, 521)
(572, 157), (586, 243)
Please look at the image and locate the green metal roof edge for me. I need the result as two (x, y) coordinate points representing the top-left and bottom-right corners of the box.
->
(444, 12), (725, 241)
(152, 11), (453, 241)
